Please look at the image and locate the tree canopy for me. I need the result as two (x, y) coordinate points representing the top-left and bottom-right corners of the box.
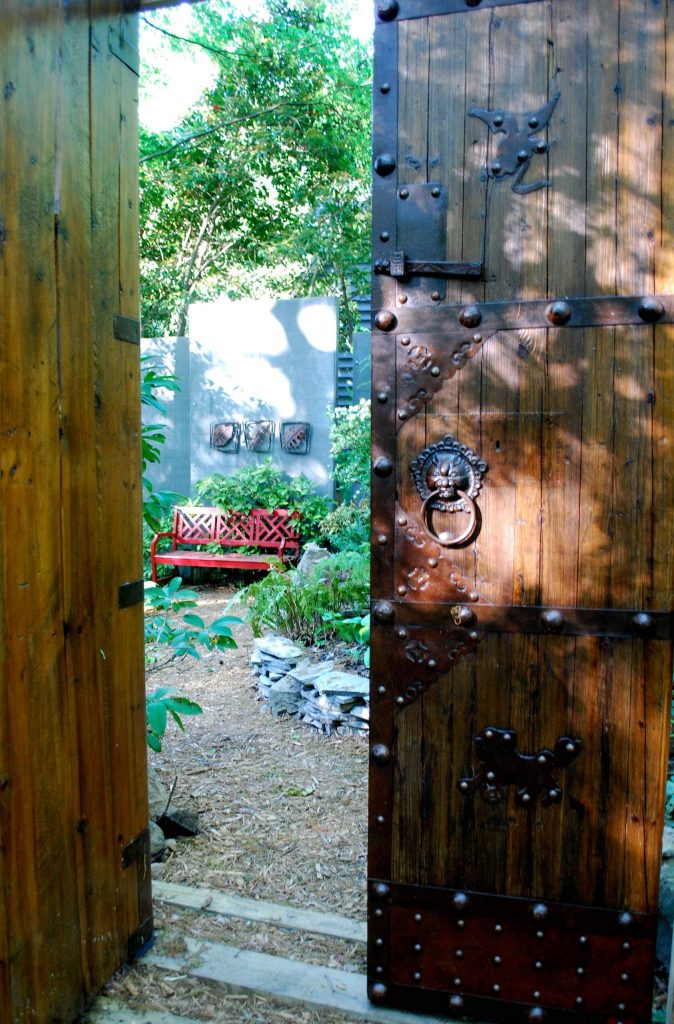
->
(139, 0), (372, 342)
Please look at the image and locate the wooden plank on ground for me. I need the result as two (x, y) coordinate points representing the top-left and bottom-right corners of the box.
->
(152, 881), (366, 943)
(82, 998), (205, 1024)
(146, 938), (456, 1024)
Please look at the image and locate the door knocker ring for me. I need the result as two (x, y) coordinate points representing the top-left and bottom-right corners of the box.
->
(410, 435), (487, 549)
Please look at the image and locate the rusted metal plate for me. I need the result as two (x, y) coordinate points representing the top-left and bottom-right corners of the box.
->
(368, 881), (657, 1023)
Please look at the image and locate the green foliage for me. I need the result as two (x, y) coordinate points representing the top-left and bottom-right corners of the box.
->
(141, 355), (185, 534)
(320, 399), (371, 550)
(146, 687), (203, 752)
(194, 459), (330, 542)
(242, 548), (369, 644)
(145, 577), (241, 665)
(320, 610), (370, 666)
(139, 0), (371, 343)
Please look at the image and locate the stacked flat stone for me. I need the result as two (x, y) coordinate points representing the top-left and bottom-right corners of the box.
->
(251, 635), (370, 736)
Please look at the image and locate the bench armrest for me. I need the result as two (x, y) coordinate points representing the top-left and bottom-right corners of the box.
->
(150, 530), (175, 558)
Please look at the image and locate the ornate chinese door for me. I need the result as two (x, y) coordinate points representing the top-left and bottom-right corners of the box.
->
(368, 2), (674, 1022)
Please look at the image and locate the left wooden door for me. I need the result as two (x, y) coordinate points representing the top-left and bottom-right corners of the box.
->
(0, 4), (150, 1021)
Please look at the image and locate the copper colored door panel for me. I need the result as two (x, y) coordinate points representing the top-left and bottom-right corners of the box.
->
(368, 2), (674, 1023)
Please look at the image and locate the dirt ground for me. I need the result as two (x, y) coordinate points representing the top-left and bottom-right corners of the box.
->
(100, 584), (371, 1022)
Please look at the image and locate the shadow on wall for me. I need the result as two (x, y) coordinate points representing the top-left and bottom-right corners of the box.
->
(142, 296), (340, 498)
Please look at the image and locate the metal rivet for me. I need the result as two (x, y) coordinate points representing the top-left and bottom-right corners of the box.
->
(618, 1004), (626, 1013)
(468, 630), (480, 641)
(449, 995), (464, 1011)
(380, 231), (390, 242)
(457, 919), (465, 928)
(517, 149), (529, 163)
(528, 116), (539, 129)
(414, 943), (422, 953)
(414, 913), (422, 922)
(536, 931), (544, 939)
(540, 608), (565, 632)
(576, 966), (584, 976)
(378, 534), (388, 545)
(453, 892), (469, 910)
(377, 0), (399, 18)
(535, 140), (547, 154)
(431, 186), (441, 197)
(493, 984), (501, 994)
(374, 908), (383, 917)
(528, 1009), (546, 1023)
(493, 955), (502, 964)
(369, 981), (388, 1003)
(396, 696), (405, 705)
(399, 189), (409, 200)
(484, 729), (494, 739)
(578, 935), (588, 945)
(533, 991), (541, 1000)
(377, 685), (386, 695)
(454, 977), (462, 987)
(493, 114), (504, 127)
(374, 310), (397, 332)
(459, 780), (469, 792)
(495, 924), (503, 934)
(397, 585), (407, 596)
(473, 332), (483, 343)
(375, 937), (384, 947)
(371, 745), (391, 766)
(399, 294), (408, 304)
(532, 904), (548, 921)
(537, 754), (547, 765)
(534, 961), (543, 970)
(522, 793), (531, 804)
(428, 558), (438, 568)
(413, 971), (421, 981)
(638, 295), (665, 322)
(491, 161), (502, 174)
(373, 455), (394, 477)
(400, 336), (411, 345)
(455, 949), (464, 958)
(431, 291), (441, 301)
(397, 516), (408, 526)
(376, 965), (384, 975)
(459, 304), (482, 328)
(376, 391), (388, 403)
(374, 153), (396, 176)
(622, 941), (631, 952)
(380, 83), (391, 95)
(632, 611), (655, 634)
(619, 912), (633, 928)
(621, 973), (629, 982)
(566, 742), (576, 754)
(397, 410), (408, 421)
(546, 300), (572, 326)
(575, 997), (584, 1006)
(373, 600), (395, 622)
(396, 628), (407, 639)
(376, 815), (385, 824)
(502, 733), (512, 742)
(486, 771), (496, 782)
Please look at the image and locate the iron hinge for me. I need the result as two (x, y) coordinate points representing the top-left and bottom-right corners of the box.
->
(118, 579), (144, 610)
(113, 314), (141, 345)
(122, 826), (154, 960)
(375, 251), (484, 280)
(108, 23), (139, 76)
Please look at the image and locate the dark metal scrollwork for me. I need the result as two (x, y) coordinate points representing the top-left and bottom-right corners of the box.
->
(410, 436), (487, 548)
(458, 726), (582, 809)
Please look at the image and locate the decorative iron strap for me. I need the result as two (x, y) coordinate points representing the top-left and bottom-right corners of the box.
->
(376, 292), (674, 336)
(368, 879), (657, 1023)
(376, 0), (551, 23)
(397, 603), (673, 640)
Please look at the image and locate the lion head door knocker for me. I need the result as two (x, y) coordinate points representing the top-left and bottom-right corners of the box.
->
(410, 435), (487, 548)
(468, 90), (560, 195)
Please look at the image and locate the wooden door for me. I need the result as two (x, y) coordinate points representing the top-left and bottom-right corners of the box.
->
(0, 5), (149, 1021)
(368, 2), (674, 1022)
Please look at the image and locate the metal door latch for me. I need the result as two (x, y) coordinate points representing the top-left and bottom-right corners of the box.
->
(374, 251), (484, 280)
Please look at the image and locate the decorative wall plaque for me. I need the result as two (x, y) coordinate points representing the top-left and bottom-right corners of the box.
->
(280, 421), (311, 454)
(244, 420), (275, 452)
(210, 421), (240, 453)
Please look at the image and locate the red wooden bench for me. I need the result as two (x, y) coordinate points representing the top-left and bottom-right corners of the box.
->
(150, 506), (301, 582)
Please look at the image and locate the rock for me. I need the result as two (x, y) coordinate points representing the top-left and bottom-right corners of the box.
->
(313, 670), (370, 698)
(147, 764), (170, 820)
(349, 704), (370, 722)
(158, 807), (200, 838)
(269, 678), (302, 716)
(296, 542), (330, 577)
(149, 820), (167, 862)
(663, 824), (674, 860)
(288, 659), (335, 686)
(254, 635), (305, 662)
(151, 861), (168, 879)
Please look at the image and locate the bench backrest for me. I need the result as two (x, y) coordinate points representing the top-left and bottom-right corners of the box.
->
(172, 506), (301, 554)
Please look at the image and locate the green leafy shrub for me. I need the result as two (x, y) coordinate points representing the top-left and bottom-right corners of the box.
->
(145, 577), (240, 666)
(146, 688), (203, 752)
(194, 459), (330, 543)
(320, 400), (371, 551)
(242, 548), (369, 645)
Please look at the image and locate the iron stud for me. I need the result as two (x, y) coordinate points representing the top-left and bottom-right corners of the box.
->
(540, 608), (565, 632)
(431, 186), (441, 197)
(484, 729), (494, 739)
(491, 161), (502, 175)
(621, 973), (629, 982)
(534, 960), (543, 970)
(576, 967), (584, 976)
(459, 304), (482, 328)
(428, 558), (438, 568)
(493, 985), (501, 994)
(397, 585), (407, 595)
(369, 981), (388, 1003)
(380, 83), (391, 95)
(566, 742), (576, 754)
(374, 310), (397, 332)
(455, 949), (464, 958)
(376, 391), (388, 403)
(618, 1004), (626, 1013)
(618, 912), (633, 928)
(469, 630), (480, 641)
(374, 908), (383, 917)
(453, 892), (469, 910)
(449, 996), (464, 1011)
(546, 301), (572, 327)
(414, 943), (422, 952)
(399, 294), (408, 304)
(375, 937), (384, 946)
(528, 1009), (546, 1023)
(371, 744), (391, 766)
(377, 685), (386, 695)
(399, 189), (409, 200)
(377, 0), (399, 21)
(638, 295), (665, 322)
(532, 904), (549, 921)
(575, 997), (584, 1006)
(373, 600), (394, 622)
(431, 291), (441, 301)
(413, 971), (421, 981)
(396, 628), (407, 638)
(427, 658), (437, 669)
(376, 966), (384, 975)
(502, 733), (512, 742)
(535, 140), (547, 154)
(493, 955), (502, 964)
(396, 696), (404, 705)
(459, 781), (469, 793)
(533, 991), (541, 1000)
(415, 913), (422, 922)
(536, 931), (544, 939)
(517, 149), (529, 163)
(622, 942), (631, 952)
(522, 793), (531, 804)
(486, 771), (496, 782)
(529, 116), (539, 129)
(400, 336), (410, 345)
(457, 919), (465, 928)
(374, 153), (396, 177)
(380, 231), (390, 241)
(493, 114), (504, 127)
(378, 534), (388, 545)
(454, 977), (462, 987)
(473, 332), (483, 343)
(537, 755), (547, 765)
(495, 924), (503, 933)
(632, 611), (654, 634)
(372, 456), (393, 475)
(376, 815), (385, 824)
(430, 366), (440, 376)
(578, 935), (588, 945)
